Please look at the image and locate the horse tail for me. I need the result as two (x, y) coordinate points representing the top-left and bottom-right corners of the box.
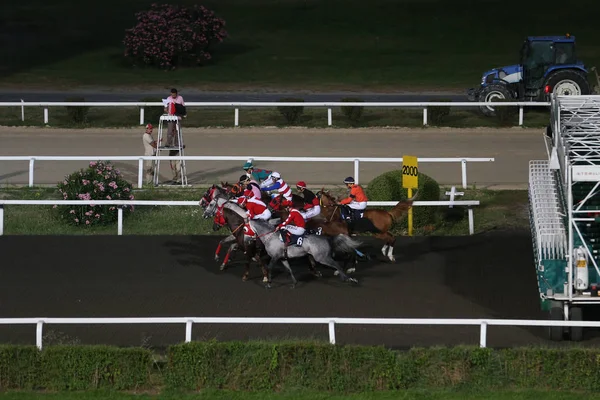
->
(388, 190), (419, 222)
(331, 234), (362, 254)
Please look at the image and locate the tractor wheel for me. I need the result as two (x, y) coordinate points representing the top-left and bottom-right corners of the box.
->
(544, 70), (591, 98)
(478, 84), (513, 117)
(548, 302), (564, 341)
(569, 306), (583, 342)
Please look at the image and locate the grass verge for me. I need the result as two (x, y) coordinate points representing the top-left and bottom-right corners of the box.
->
(0, 187), (529, 236)
(0, 105), (551, 129)
(0, 389), (593, 400)
(2, 0), (599, 90)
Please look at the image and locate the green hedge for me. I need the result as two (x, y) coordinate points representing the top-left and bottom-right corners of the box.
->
(5, 342), (600, 393)
(366, 169), (440, 228)
(166, 341), (600, 392)
(0, 345), (152, 390)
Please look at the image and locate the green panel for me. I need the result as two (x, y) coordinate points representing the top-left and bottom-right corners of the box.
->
(538, 259), (566, 296)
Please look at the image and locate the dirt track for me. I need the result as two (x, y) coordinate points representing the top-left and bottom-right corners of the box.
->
(0, 126), (547, 188)
(2, 229), (599, 349)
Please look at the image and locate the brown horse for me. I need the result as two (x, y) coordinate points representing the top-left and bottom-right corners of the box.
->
(317, 189), (418, 262)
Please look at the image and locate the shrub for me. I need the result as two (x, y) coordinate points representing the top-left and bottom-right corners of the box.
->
(0, 345), (152, 391)
(64, 96), (89, 124)
(491, 97), (518, 126)
(366, 169), (440, 228)
(56, 161), (135, 227)
(123, 3), (228, 69)
(340, 97), (364, 124)
(140, 97), (164, 125)
(277, 97), (305, 125)
(428, 98), (451, 125)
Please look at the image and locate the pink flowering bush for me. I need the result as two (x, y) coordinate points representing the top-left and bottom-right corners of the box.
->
(56, 161), (134, 227)
(123, 3), (228, 69)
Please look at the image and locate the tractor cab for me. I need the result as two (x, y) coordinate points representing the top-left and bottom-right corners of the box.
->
(520, 36), (581, 98)
(468, 34), (591, 116)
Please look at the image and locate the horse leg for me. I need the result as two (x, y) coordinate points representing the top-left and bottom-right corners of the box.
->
(375, 232), (396, 262)
(220, 243), (237, 270)
(215, 234), (235, 261)
(280, 259), (298, 289)
(265, 257), (280, 289)
(346, 251), (358, 274)
(308, 254), (322, 278)
(314, 253), (358, 285)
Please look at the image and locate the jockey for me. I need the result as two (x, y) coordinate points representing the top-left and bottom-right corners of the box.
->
(239, 189), (272, 221)
(239, 174), (261, 199)
(243, 160), (272, 183)
(261, 172), (293, 200)
(276, 199), (306, 251)
(296, 181), (321, 220)
(339, 176), (368, 221)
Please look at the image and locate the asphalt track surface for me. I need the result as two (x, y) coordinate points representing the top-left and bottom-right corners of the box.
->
(0, 126), (548, 188)
(2, 229), (600, 349)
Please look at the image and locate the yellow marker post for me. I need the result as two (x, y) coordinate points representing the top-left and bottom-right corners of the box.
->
(402, 155), (419, 236)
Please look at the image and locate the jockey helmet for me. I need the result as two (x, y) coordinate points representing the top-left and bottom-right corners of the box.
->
(243, 160), (253, 170)
(296, 181), (307, 189)
(270, 172), (281, 180)
(243, 189), (254, 198)
(239, 174), (249, 183)
(145, 123), (153, 129)
(343, 176), (355, 184)
(281, 199), (293, 208)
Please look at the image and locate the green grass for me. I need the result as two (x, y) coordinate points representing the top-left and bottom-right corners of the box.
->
(0, 105), (551, 129)
(0, 187), (529, 236)
(2, 0), (599, 91)
(0, 389), (592, 400)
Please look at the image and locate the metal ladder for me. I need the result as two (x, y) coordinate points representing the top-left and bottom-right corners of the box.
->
(153, 115), (188, 186)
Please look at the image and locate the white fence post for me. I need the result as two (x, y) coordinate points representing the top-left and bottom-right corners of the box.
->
(185, 320), (193, 343)
(117, 207), (123, 235)
(0, 206), (4, 236)
(479, 320), (487, 348)
(461, 159), (467, 189)
(138, 159), (144, 189)
(468, 207), (475, 235)
(29, 158), (35, 187)
(519, 106), (524, 126)
(139, 107), (145, 125)
(423, 107), (428, 126)
(328, 320), (336, 344)
(328, 108), (332, 126)
(354, 159), (360, 184)
(43, 107), (48, 124)
(36, 320), (44, 350)
(21, 99), (25, 122)
(234, 108), (239, 127)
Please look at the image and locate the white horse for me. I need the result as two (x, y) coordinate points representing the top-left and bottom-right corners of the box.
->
(248, 219), (360, 288)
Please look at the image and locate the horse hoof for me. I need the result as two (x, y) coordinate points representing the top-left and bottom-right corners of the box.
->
(313, 271), (323, 278)
(242, 274), (249, 281)
(346, 267), (356, 274)
(262, 277), (269, 283)
(290, 283), (296, 289)
(388, 255), (396, 262)
(348, 277), (359, 284)
(219, 264), (226, 271)
(333, 270), (340, 276)
(265, 283), (272, 289)
(214, 256), (220, 262)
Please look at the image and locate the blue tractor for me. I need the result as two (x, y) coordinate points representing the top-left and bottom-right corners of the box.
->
(468, 34), (592, 116)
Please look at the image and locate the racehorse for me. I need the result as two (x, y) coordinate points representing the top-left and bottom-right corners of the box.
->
(248, 219), (360, 288)
(202, 192), (269, 282)
(316, 189), (418, 262)
(199, 184), (240, 264)
(269, 194), (365, 274)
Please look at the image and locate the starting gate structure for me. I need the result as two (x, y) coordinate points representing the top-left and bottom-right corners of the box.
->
(529, 94), (600, 341)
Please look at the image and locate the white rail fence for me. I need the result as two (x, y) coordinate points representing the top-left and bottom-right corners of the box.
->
(0, 155), (495, 189)
(2, 316), (599, 350)
(1, 101), (551, 127)
(0, 198), (481, 236)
